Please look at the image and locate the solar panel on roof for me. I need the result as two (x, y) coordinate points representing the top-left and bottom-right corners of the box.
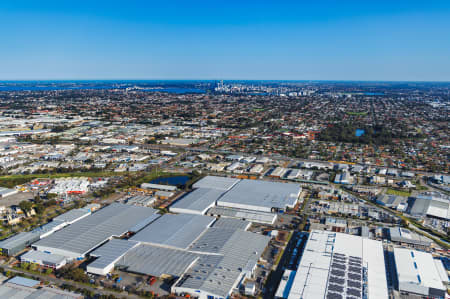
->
(329, 276), (345, 285)
(347, 280), (361, 289)
(348, 266), (362, 274)
(328, 284), (344, 293)
(331, 269), (345, 277)
(347, 273), (361, 281)
(333, 256), (346, 261)
(326, 292), (343, 299)
(349, 256), (361, 261)
(347, 288), (361, 297)
(331, 263), (346, 270)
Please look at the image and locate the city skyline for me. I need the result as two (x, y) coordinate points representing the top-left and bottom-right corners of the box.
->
(1, 0), (450, 81)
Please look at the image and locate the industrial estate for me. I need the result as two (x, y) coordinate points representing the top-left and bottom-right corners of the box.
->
(0, 80), (448, 299)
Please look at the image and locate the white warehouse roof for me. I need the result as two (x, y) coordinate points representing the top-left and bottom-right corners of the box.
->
(87, 239), (140, 276)
(170, 188), (224, 215)
(286, 230), (388, 299)
(192, 176), (240, 191)
(217, 179), (301, 212)
(394, 248), (447, 297)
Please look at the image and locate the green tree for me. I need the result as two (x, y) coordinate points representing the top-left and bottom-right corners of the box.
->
(18, 201), (33, 213)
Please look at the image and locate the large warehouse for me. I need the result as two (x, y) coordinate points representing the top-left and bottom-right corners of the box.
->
(0, 206), (94, 256)
(276, 230), (388, 299)
(130, 213), (215, 249)
(409, 192), (450, 220)
(217, 179), (301, 212)
(169, 175), (301, 215)
(394, 248), (448, 297)
(170, 188), (225, 215)
(86, 215), (270, 299)
(33, 203), (159, 260)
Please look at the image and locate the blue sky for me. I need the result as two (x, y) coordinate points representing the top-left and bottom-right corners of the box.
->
(0, 1), (449, 81)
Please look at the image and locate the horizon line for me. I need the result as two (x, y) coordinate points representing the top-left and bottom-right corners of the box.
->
(0, 78), (450, 83)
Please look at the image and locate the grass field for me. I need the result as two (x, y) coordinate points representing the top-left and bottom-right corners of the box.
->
(0, 169), (182, 189)
(386, 188), (411, 197)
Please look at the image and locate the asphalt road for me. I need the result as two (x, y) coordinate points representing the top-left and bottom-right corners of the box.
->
(263, 231), (300, 299)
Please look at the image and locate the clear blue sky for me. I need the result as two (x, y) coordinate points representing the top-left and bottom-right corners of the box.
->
(1, 0), (449, 81)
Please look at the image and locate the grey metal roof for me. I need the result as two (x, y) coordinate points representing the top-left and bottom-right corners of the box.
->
(212, 217), (250, 231)
(34, 203), (158, 257)
(207, 206), (277, 224)
(189, 228), (236, 253)
(389, 227), (432, 246)
(130, 213), (215, 249)
(409, 197), (430, 216)
(192, 176), (240, 191)
(170, 188), (224, 213)
(117, 244), (200, 277)
(129, 214), (161, 233)
(0, 231), (40, 250)
(88, 239), (139, 270)
(53, 208), (91, 224)
(177, 229), (270, 297)
(217, 179), (301, 210)
(21, 250), (67, 265)
(0, 283), (82, 299)
(7, 276), (40, 287)
(31, 220), (66, 236)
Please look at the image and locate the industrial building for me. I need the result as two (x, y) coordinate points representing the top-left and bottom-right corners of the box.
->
(170, 188), (224, 215)
(53, 206), (91, 224)
(207, 206), (277, 224)
(130, 213), (215, 249)
(0, 231), (40, 256)
(0, 276), (82, 298)
(33, 203), (159, 260)
(31, 219), (67, 239)
(87, 239), (139, 275)
(192, 176), (239, 191)
(85, 215), (270, 299)
(0, 206), (96, 256)
(389, 227), (432, 247)
(124, 195), (156, 207)
(0, 187), (18, 198)
(277, 230), (388, 299)
(48, 178), (90, 195)
(172, 228), (269, 299)
(376, 194), (408, 211)
(216, 178), (301, 213)
(170, 175), (300, 216)
(141, 183), (177, 191)
(334, 171), (353, 184)
(394, 248), (448, 297)
(20, 250), (67, 269)
(409, 192), (450, 220)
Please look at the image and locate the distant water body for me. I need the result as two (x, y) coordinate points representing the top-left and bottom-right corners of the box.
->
(0, 84), (206, 94)
(142, 88), (206, 94)
(150, 175), (190, 186)
(355, 129), (365, 137)
(363, 92), (384, 95)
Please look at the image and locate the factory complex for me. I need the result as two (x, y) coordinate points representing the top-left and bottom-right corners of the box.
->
(170, 175), (302, 218)
(0, 175), (448, 299)
(0, 176), (301, 299)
